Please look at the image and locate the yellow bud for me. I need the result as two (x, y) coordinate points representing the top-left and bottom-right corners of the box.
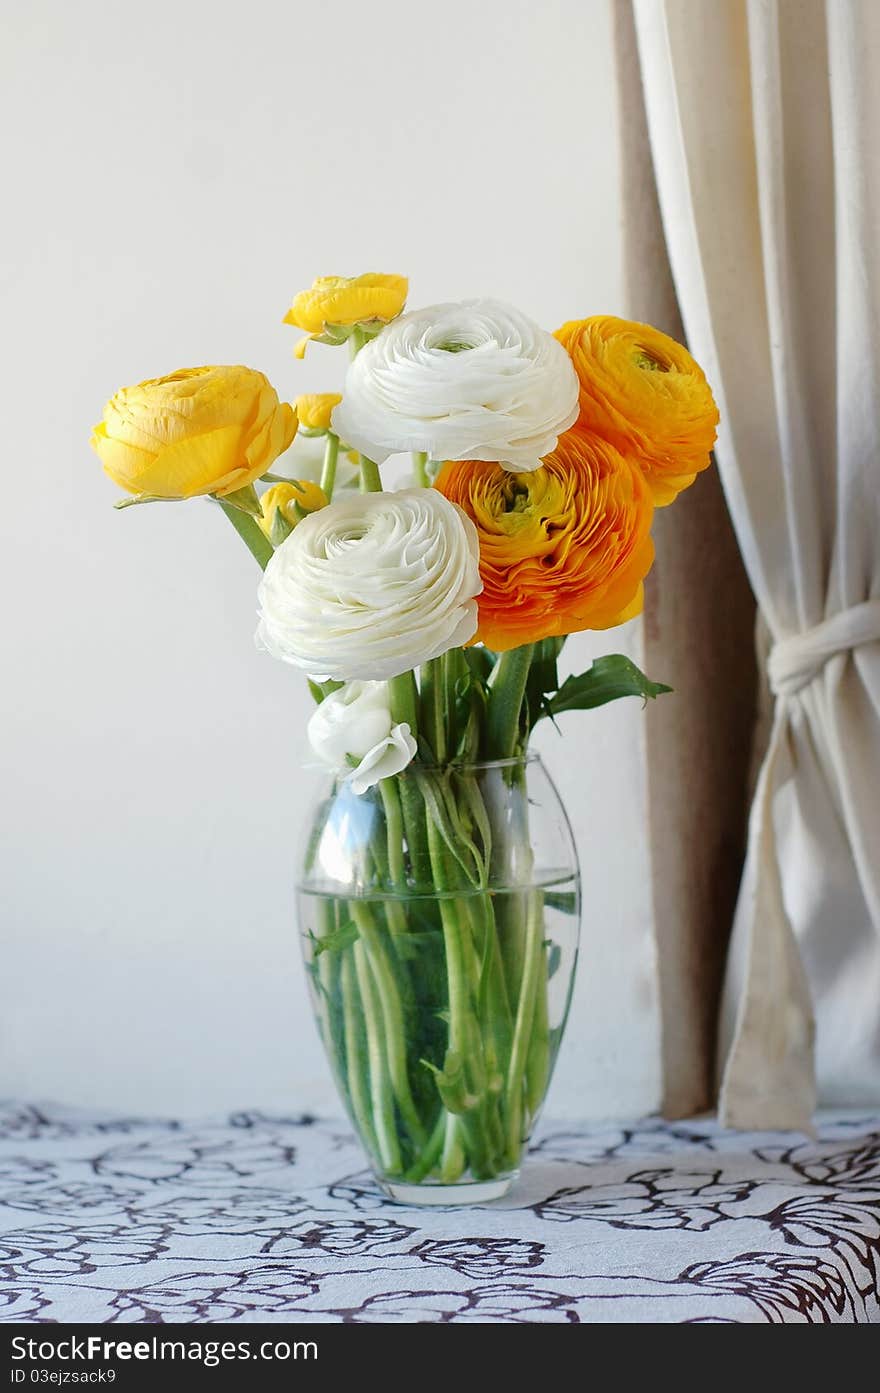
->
(283, 273), (408, 356)
(259, 480), (327, 538)
(295, 393), (342, 432)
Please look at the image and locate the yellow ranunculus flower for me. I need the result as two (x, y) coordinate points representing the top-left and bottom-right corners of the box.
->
(91, 366), (297, 501)
(284, 273), (408, 358)
(259, 480), (328, 539)
(295, 393), (343, 432)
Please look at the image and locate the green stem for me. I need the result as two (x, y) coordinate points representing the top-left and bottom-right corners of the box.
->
(320, 433), (339, 498)
(525, 916), (551, 1116)
(398, 777), (432, 887)
(363, 827), (390, 888)
(311, 903), (359, 1144)
(341, 950), (380, 1164)
(350, 901), (426, 1148)
(378, 779), (406, 888)
(352, 939), (401, 1175)
(440, 1114), (466, 1183)
(426, 819), (468, 1050)
(482, 759), (535, 1039)
(404, 1108), (447, 1183)
(365, 794), (413, 1019)
(385, 681), (430, 887)
(440, 651), (453, 753)
(345, 330), (381, 491)
(388, 671), (419, 733)
(413, 451), (429, 487)
(314, 898), (340, 1055)
(503, 889), (544, 1166)
(217, 499), (274, 569)
(425, 816), (492, 1177)
(358, 454), (383, 492)
(486, 644), (534, 758)
(465, 891), (513, 1057)
(419, 657), (446, 764)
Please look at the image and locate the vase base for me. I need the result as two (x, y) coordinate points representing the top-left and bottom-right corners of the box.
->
(379, 1174), (517, 1206)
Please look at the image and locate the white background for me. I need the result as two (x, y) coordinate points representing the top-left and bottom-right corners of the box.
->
(0, 0), (659, 1118)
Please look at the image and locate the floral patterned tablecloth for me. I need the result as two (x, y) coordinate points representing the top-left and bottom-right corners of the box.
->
(0, 1104), (878, 1324)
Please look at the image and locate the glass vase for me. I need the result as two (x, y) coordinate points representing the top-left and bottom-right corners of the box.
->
(296, 754), (580, 1204)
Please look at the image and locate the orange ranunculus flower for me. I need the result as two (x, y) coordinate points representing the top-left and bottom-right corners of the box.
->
(554, 317), (719, 505)
(434, 429), (655, 651)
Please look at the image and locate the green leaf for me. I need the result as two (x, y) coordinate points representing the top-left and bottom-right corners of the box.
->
(416, 734), (438, 765)
(394, 930), (444, 963)
(544, 890), (579, 916)
(525, 636), (566, 729)
(529, 637), (565, 698)
(308, 678), (344, 705)
(311, 919), (358, 957)
(421, 1049), (477, 1114)
(268, 509), (293, 546)
(546, 941), (562, 980)
(313, 324), (353, 347)
(542, 655), (672, 721)
(463, 646), (496, 689)
(113, 493), (179, 509)
(452, 671), (473, 730)
(417, 772), (486, 887)
(219, 483), (263, 517)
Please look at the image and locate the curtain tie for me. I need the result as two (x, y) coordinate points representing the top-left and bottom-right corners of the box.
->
(720, 598), (880, 1129)
(767, 600), (880, 698)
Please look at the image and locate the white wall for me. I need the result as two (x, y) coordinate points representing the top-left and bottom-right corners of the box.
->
(0, 0), (660, 1119)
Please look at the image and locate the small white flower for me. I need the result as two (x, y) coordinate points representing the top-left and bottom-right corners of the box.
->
(349, 724), (418, 794)
(308, 681), (393, 765)
(331, 299), (579, 472)
(256, 488), (481, 681)
(307, 680), (417, 793)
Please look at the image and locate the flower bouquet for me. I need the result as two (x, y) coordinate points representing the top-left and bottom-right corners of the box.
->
(93, 273), (718, 1203)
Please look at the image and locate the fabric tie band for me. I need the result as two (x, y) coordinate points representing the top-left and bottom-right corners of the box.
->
(767, 600), (880, 699)
(719, 597), (880, 1129)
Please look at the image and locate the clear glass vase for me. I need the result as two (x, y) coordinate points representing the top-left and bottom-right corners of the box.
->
(296, 754), (580, 1204)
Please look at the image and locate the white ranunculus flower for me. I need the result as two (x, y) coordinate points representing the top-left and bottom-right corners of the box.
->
(307, 680), (417, 793)
(256, 488), (481, 680)
(331, 299), (580, 472)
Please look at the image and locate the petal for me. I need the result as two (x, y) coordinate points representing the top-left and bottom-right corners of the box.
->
(648, 469), (697, 506)
(348, 723), (416, 794)
(92, 428), (161, 495)
(139, 425), (245, 498)
(599, 581), (646, 629)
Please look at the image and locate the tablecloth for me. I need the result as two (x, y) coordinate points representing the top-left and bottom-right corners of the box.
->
(1, 1104), (878, 1323)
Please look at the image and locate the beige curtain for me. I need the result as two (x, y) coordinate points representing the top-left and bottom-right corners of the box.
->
(614, 2), (757, 1119)
(625, 0), (880, 1128)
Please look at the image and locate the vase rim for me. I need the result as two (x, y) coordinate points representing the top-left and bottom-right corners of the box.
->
(394, 753), (540, 776)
